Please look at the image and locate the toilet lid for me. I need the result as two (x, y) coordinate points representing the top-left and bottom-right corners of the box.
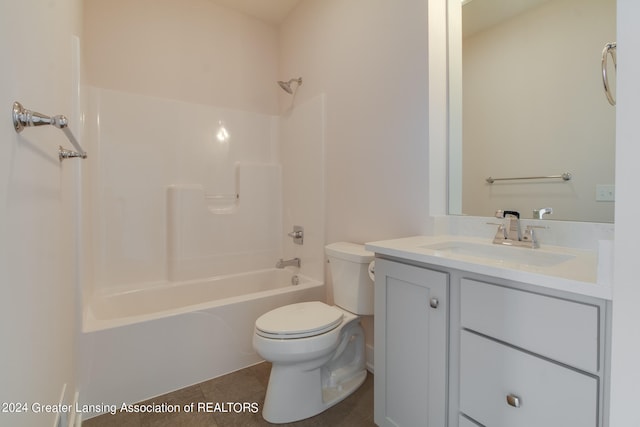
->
(255, 301), (344, 339)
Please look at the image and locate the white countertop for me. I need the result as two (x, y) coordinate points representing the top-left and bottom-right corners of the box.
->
(365, 235), (612, 300)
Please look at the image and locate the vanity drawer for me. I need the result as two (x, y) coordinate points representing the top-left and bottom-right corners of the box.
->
(460, 279), (599, 372)
(460, 330), (598, 427)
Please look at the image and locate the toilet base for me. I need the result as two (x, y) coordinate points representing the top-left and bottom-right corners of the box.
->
(262, 365), (367, 424)
(261, 322), (366, 424)
(321, 369), (367, 407)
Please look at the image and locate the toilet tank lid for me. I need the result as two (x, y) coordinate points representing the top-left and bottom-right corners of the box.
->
(325, 242), (374, 263)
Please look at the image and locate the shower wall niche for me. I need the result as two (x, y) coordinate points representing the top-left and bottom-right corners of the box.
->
(84, 88), (303, 292)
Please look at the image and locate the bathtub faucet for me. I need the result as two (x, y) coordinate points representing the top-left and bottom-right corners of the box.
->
(276, 258), (301, 268)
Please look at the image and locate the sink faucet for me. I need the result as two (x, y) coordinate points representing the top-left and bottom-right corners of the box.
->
(492, 210), (540, 248)
(276, 258), (301, 268)
(496, 210), (521, 241)
(533, 207), (553, 219)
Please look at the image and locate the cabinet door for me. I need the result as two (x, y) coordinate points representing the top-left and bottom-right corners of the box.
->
(374, 259), (448, 427)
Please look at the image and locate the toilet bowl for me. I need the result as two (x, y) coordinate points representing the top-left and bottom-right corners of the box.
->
(252, 242), (374, 424)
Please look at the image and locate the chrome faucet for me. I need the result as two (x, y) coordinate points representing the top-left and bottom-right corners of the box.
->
(276, 257), (301, 268)
(495, 210), (521, 241)
(533, 207), (553, 219)
(287, 226), (304, 245)
(491, 210), (541, 248)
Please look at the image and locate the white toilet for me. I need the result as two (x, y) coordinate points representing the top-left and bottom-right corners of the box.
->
(252, 242), (374, 424)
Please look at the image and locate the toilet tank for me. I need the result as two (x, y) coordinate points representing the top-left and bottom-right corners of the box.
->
(325, 242), (374, 315)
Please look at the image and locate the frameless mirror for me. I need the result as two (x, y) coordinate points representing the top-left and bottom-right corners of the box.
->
(448, 0), (616, 222)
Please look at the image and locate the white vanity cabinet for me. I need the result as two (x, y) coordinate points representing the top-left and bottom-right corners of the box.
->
(458, 278), (607, 427)
(371, 253), (610, 427)
(374, 258), (449, 427)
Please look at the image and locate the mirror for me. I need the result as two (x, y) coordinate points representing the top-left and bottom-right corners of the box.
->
(448, 0), (616, 222)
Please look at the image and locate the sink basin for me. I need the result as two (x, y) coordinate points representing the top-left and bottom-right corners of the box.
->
(420, 241), (575, 267)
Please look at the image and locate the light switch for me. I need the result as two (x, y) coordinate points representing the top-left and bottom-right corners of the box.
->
(596, 184), (615, 202)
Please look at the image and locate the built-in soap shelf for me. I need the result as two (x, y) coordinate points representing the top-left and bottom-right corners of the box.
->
(204, 192), (240, 214)
(205, 193), (239, 200)
(168, 185), (239, 215)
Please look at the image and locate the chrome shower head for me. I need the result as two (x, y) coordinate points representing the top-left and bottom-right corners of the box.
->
(278, 80), (294, 94)
(277, 77), (302, 94)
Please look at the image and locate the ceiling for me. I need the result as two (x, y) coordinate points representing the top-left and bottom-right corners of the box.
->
(210, 0), (301, 25)
(213, 0), (551, 30)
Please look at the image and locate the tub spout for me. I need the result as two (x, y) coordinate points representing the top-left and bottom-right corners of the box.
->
(276, 258), (301, 268)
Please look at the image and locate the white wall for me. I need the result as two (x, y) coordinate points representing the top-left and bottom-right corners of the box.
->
(0, 1), (81, 426)
(279, 0), (432, 246)
(610, 1), (640, 425)
(83, 0), (280, 114)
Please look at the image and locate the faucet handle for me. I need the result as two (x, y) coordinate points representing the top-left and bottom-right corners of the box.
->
(488, 222), (507, 241)
(522, 225), (545, 248)
(287, 225), (304, 245)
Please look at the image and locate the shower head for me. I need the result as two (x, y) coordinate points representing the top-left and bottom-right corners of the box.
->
(277, 77), (303, 94)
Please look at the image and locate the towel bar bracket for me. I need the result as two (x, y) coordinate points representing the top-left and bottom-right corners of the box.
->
(11, 101), (87, 160)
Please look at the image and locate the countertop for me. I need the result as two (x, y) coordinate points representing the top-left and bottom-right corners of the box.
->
(365, 235), (612, 300)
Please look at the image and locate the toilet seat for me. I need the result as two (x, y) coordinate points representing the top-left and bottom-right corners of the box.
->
(255, 301), (344, 339)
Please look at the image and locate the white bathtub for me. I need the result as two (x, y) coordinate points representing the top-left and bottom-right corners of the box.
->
(79, 269), (325, 414)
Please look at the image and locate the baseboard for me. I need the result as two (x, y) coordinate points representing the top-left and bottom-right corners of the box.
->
(53, 385), (81, 427)
(53, 384), (67, 427)
(71, 392), (81, 427)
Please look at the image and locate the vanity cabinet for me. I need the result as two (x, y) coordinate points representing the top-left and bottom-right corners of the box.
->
(372, 256), (610, 427)
(374, 258), (448, 427)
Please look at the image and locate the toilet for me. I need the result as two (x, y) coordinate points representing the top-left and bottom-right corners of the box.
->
(252, 242), (374, 424)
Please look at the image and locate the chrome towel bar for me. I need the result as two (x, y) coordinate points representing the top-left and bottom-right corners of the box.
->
(12, 101), (87, 161)
(486, 172), (572, 184)
(602, 42), (616, 106)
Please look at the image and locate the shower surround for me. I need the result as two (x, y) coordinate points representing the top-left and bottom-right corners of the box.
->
(79, 88), (326, 412)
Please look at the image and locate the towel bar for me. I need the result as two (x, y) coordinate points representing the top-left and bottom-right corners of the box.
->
(486, 172), (572, 184)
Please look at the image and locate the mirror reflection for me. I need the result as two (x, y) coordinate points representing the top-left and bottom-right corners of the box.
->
(449, 0), (616, 222)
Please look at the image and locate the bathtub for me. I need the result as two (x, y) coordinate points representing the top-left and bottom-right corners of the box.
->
(79, 268), (325, 415)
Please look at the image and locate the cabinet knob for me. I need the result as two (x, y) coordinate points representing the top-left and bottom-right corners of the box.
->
(429, 298), (439, 309)
(506, 394), (521, 408)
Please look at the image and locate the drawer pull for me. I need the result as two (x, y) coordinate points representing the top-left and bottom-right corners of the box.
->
(430, 298), (439, 309)
(506, 394), (521, 408)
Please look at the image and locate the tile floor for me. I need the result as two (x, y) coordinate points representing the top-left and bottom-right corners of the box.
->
(82, 362), (375, 426)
